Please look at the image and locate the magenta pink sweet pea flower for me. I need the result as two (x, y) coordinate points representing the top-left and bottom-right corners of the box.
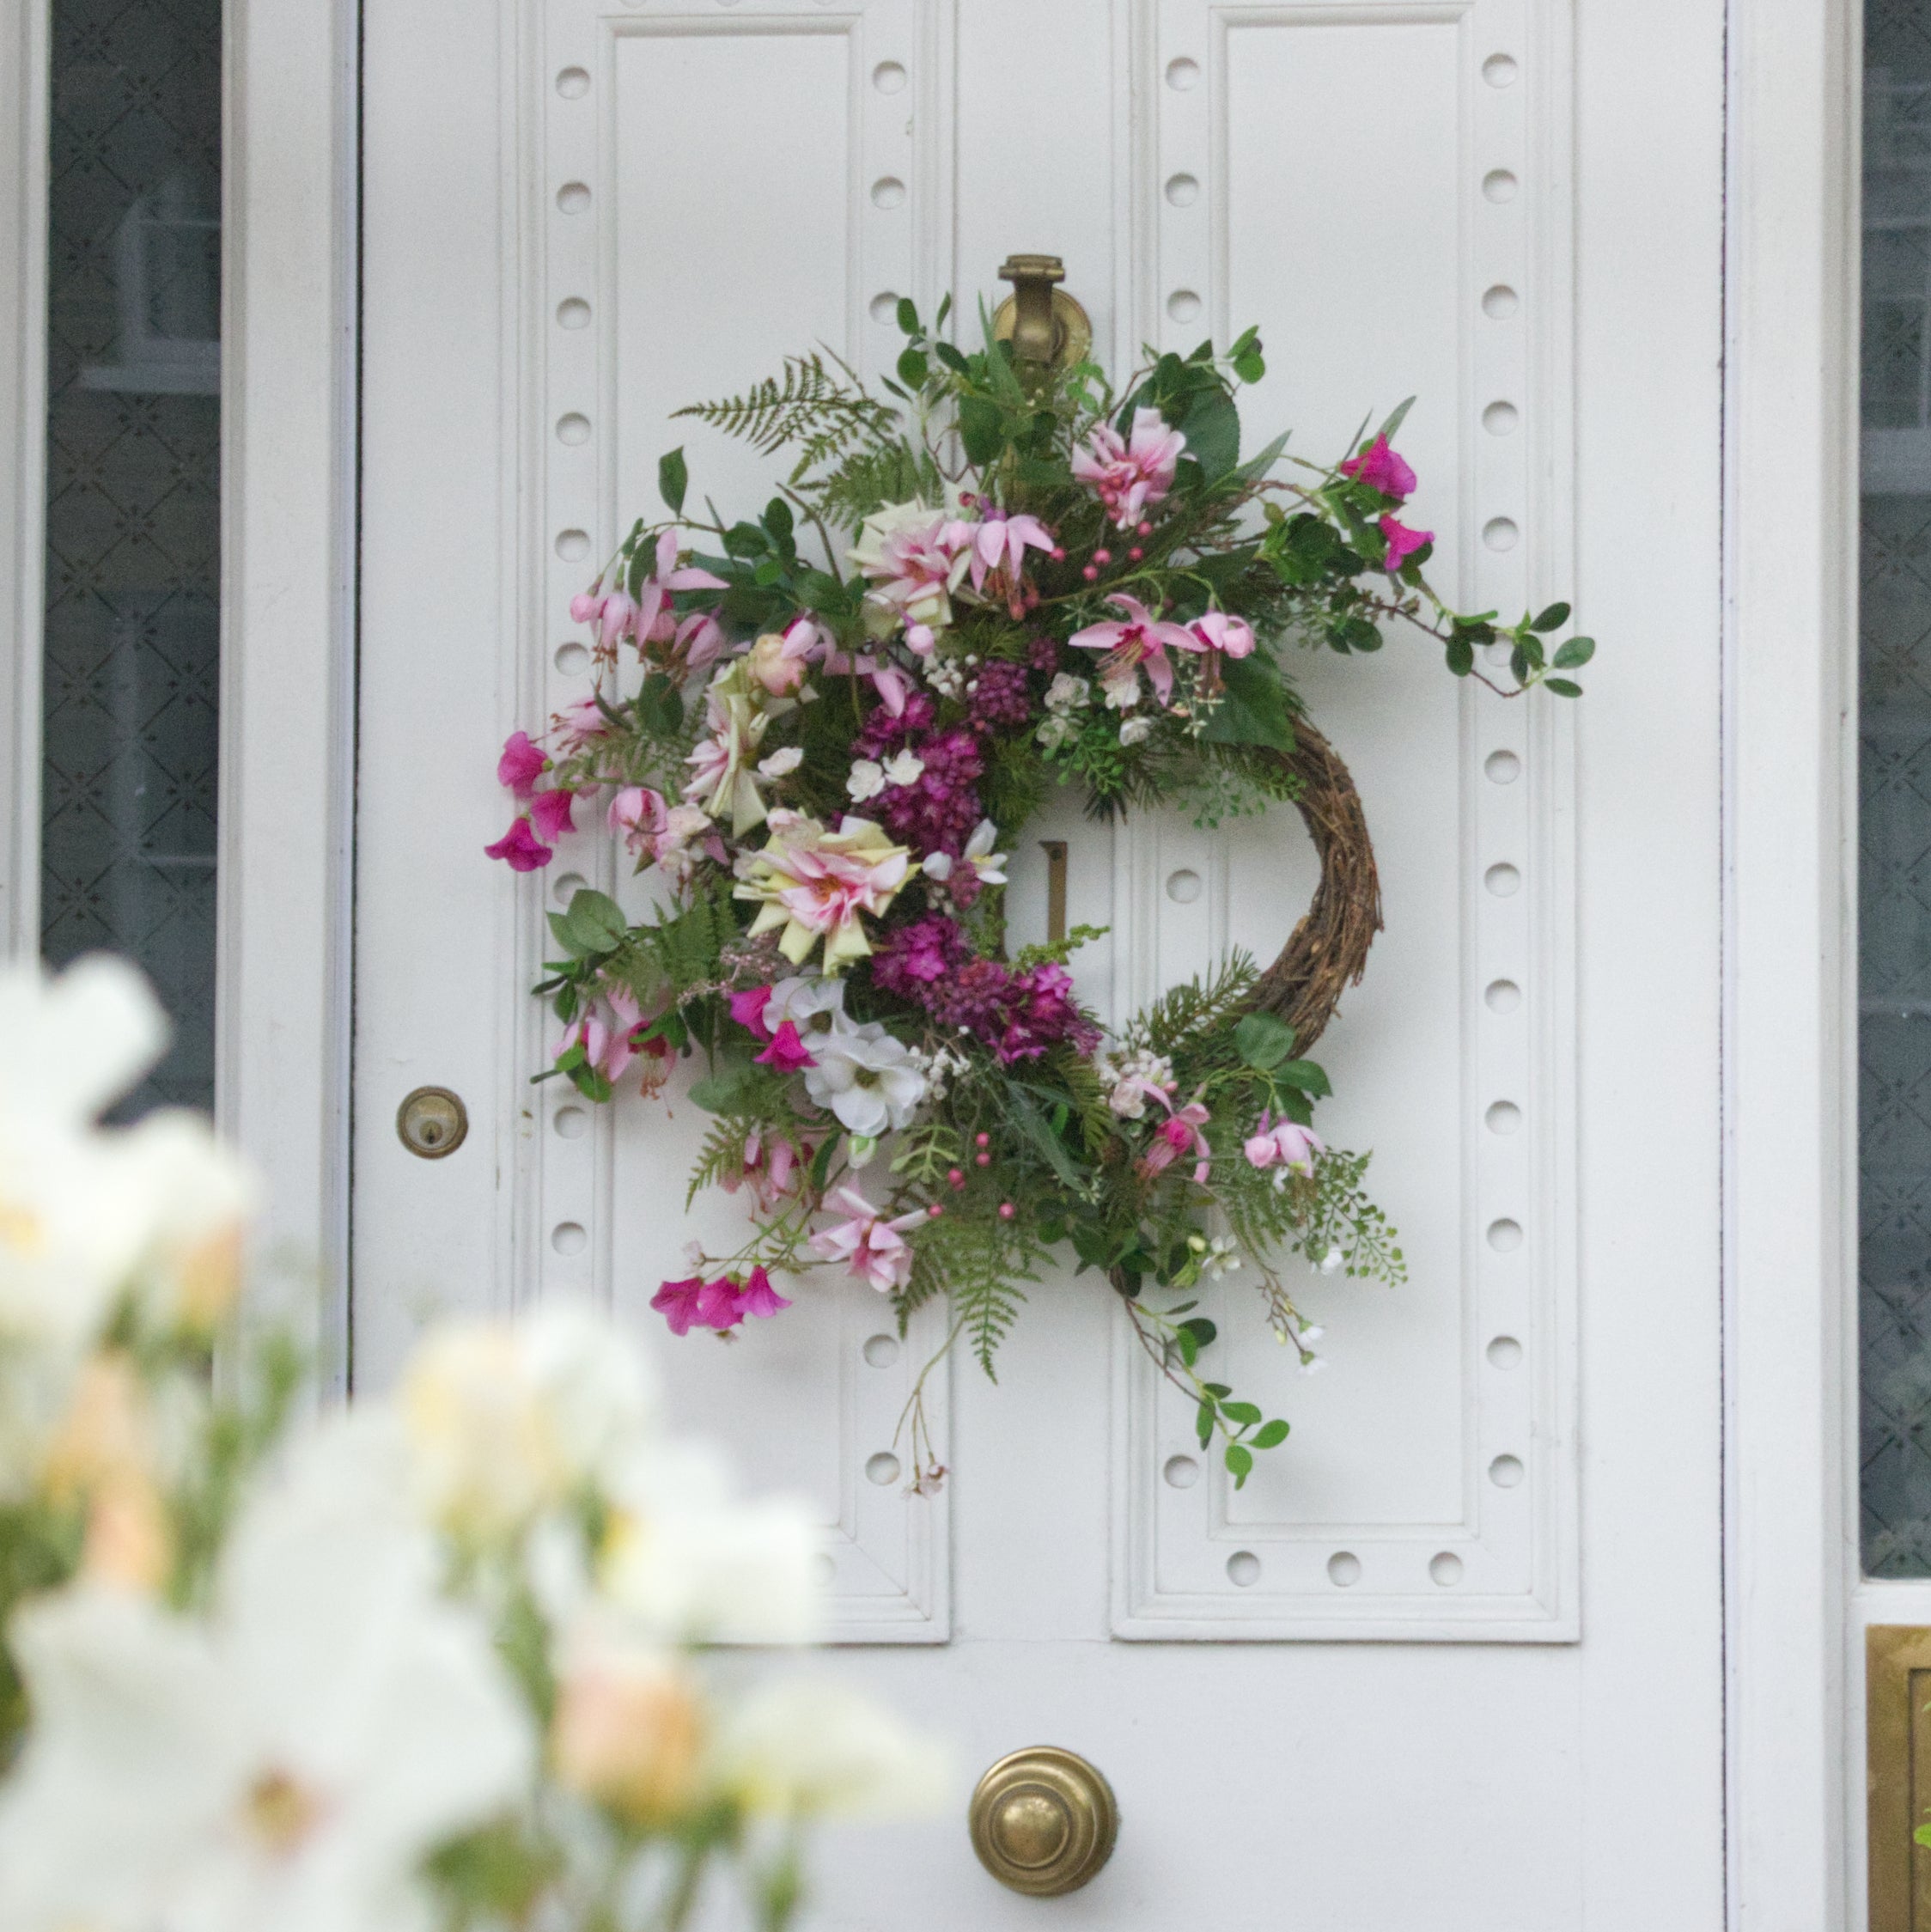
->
(497, 731), (548, 798)
(484, 818), (552, 871)
(1069, 594), (1205, 708)
(966, 512), (1055, 596)
(728, 984), (774, 1040)
(754, 1019), (816, 1074)
(1340, 433), (1417, 503)
(1189, 611), (1256, 659)
(607, 785), (669, 862)
(734, 1266), (792, 1320)
(808, 1185), (927, 1294)
(528, 788), (577, 844)
(1138, 1100), (1212, 1185)
(651, 1276), (708, 1336)
(1243, 1110), (1325, 1175)
(1072, 406), (1187, 528)
(1379, 515), (1432, 572)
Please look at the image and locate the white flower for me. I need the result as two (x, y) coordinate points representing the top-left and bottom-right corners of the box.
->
(926, 658), (968, 699)
(0, 1419), (533, 1932)
(1035, 715), (1075, 752)
(881, 750), (925, 789)
(1319, 1246), (1345, 1275)
(549, 1617), (705, 1826)
(1104, 680), (1141, 713)
(1203, 1234), (1241, 1280)
(1044, 671), (1090, 713)
(766, 974), (848, 1047)
(707, 1678), (949, 1820)
(802, 1022), (927, 1138)
(401, 1300), (657, 1542)
(1093, 1047), (1173, 1120)
(921, 851), (955, 881)
(1119, 715), (1154, 747)
(960, 819), (1008, 887)
(757, 745), (804, 779)
(596, 1440), (819, 1646)
(1298, 1325), (1325, 1345)
(845, 759), (886, 802)
(1300, 1354), (1331, 1376)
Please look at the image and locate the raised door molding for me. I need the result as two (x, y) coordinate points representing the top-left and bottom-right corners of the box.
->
(1111, 0), (1579, 1640)
(533, 0), (957, 1641)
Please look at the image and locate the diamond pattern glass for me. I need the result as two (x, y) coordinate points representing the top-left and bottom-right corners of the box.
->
(40, 0), (222, 1117)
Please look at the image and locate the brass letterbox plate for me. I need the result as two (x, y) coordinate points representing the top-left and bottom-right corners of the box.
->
(1868, 1625), (1931, 1926)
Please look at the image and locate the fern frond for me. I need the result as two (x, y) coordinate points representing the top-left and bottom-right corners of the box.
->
(674, 352), (898, 463)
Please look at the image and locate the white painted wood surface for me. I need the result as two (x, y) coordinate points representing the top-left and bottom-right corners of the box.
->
(354, 0), (1727, 1920)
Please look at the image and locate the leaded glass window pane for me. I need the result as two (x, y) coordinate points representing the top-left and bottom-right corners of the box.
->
(39, 0), (222, 1118)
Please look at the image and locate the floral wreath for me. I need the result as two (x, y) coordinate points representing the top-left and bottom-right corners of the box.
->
(487, 298), (1593, 1491)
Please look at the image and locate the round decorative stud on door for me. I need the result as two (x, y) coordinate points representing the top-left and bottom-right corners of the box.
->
(396, 1087), (468, 1159)
(969, 1746), (1118, 1897)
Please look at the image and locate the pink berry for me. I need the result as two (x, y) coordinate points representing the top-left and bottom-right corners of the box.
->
(998, 1202), (1016, 1221)
(1129, 546), (1144, 562)
(1050, 546), (1066, 562)
(927, 1204), (943, 1218)
(1081, 565), (1099, 582)
(975, 1151), (992, 1167)
(1093, 548), (1112, 565)
(1137, 521), (1153, 537)
(975, 1131), (990, 1147)
(947, 1167), (966, 1189)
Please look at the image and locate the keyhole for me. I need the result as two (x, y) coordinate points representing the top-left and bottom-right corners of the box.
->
(420, 1123), (442, 1146)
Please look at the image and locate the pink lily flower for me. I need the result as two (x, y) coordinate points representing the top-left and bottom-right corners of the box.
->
(808, 1185), (927, 1294)
(1188, 610), (1256, 660)
(754, 1019), (817, 1074)
(497, 731), (549, 798)
(1243, 1110), (1325, 1175)
(1070, 594), (1205, 708)
(964, 512), (1055, 601)
(484, 818), (553, 872)
(1071, 406), (1187, 528)
(1138, 1100), (1213, 1185)
(607, 786), (669, 862)
(1379, 515), (1432, 572)
(634, 528), (728, 647)
(551, 695), (613, 757)
(529, 788), (577, 844)
(728, 984), (774, 1040)
(676, 609), (726, 673)
(1340, 433), (1416, 503)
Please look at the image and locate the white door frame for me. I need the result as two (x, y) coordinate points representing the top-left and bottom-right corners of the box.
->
(1726, 0), (1863, 1923)
(0, 0), (359, 1391)
(0, 0), (1879, 1914)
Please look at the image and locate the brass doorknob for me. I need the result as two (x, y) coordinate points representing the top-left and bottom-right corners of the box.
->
(968, 1746), (1117, 1896)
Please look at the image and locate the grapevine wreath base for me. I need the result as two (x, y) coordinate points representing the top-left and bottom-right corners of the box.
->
(485, 296), (1590, 1490)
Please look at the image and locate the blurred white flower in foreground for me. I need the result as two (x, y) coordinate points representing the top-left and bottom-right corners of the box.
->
(0, 1421), (530, 1932)
(710, 1677), (951, 1819)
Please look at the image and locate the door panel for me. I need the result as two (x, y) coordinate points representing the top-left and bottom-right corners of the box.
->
(358, 0), (1724, 1919)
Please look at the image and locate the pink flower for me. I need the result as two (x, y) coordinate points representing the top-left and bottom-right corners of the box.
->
(1340, 433), (1416, 502)
(650, 1277), (710, 1336)
(1379, 515), (1432, 572)
(728, 984), (774, 1040)
(1188, 610), (1255, 659)
(552, 696), (613, 757)
(1071, 406), (1187, 527)
(745, 618), (825, 698)
(734, 1266), (792, 1320)
(559, 982), (649, 1084)
(633, 529), (728, 649)
(849, 503), (976, 634)
(754, 1019), (816, 1073)
(497, 731), (549, 798)
(1137, 1099), (1212, 1185)
(608, 786), (669, 861)
(720, 1131), (813, 1214)
(529, 788), (577, 844)
(964, 512), (1055, 603)
(1243, 1110), (1325, 1175)
(485, 818), (553, 871)
(808, 1185), (927, 1294)
(822, 648), (913, 716)
(735, 813), (911, 973)
(570, 588), (638, 653)
(1069, 594), (1205, 708)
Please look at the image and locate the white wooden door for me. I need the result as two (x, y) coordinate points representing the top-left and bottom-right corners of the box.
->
(356, 0), (1726, 1921)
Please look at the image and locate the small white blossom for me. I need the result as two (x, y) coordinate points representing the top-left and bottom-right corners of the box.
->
(802, 1021), (928, 1138)
(921, 852), (955, 881)
(846, 759), (886, 802)
(1036, 716), (1075, 752)
(1119, 715), (1154, 747)
(1092, 1048), (1173, 1120)
(1319, 1246), (1345, 1275)
(925, 658), (968, 699)
(1044, 671), (1090, 712)
(758, 745), (804, 778)
(880, 750), (926, 789)
(961, 820), (1008, 887)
